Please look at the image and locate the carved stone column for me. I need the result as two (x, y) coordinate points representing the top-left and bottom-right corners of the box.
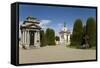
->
(34, 31), (40, 48)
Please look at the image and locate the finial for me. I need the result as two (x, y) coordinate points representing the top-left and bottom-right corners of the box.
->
(64, 22), (66, 27)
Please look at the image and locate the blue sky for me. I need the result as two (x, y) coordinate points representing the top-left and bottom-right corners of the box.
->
(19, 4), (96, 36)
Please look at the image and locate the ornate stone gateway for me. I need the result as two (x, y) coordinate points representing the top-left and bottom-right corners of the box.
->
(20, 16), (41, 49)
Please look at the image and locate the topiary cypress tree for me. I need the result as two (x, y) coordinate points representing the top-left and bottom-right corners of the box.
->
(40, 30), (46, 47)
(86, 17), (96, 47)
(46, 28), (56, 45)
(46, 28), (50, 45)
(71, 19), (83, 48)
(50, 29), (56, 45)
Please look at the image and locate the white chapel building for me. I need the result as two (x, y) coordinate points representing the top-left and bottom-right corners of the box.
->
(59, 23), (71, 45)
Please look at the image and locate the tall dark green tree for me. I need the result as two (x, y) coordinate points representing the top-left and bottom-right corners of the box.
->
(46, 28), (50, 45)
(46, 28), (56, 45)
(40, 30), (46, 47)
(86, 17), (96, 47)
(81, 25), (89, 47)
(71, 19), (83, 47)
(83, 26), (86, 35)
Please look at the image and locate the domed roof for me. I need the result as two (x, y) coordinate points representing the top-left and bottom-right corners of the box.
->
(62, 27), (67, 32)
(24, 16), (40, 24)
(59, 22), (71, 34)
(26, 16), (37, 20)
(62, 22), (67, 32)
(20, 16), (41, 30)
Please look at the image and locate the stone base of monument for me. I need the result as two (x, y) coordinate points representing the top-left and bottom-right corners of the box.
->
(21, 45), (40, 49)
(29, 45), (40, 49)
(22, 45), (29, 49)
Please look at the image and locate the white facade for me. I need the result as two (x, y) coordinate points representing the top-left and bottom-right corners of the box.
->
(20, 16), (41, 49)
(59, 23), (71, 45)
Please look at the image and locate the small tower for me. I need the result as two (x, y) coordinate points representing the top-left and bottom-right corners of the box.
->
(62, 22), (67, 32)
(59, 22), (71, 45)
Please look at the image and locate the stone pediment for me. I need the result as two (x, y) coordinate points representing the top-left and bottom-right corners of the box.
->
(20, 16), (41, 30)
(20, 22), (41, 30)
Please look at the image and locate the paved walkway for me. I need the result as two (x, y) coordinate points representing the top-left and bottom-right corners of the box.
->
(19, 45), (96, 64)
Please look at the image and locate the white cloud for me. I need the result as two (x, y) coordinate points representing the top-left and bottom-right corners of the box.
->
(19, 21), (23, 26)
(57, 23), (63, 31)
(39, 19), (51, 29)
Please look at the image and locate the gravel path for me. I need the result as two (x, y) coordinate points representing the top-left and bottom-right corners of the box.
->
(19, 45), (96, 64)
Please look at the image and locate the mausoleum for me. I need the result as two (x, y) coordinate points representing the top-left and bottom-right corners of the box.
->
(20, 16), (41, 49)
